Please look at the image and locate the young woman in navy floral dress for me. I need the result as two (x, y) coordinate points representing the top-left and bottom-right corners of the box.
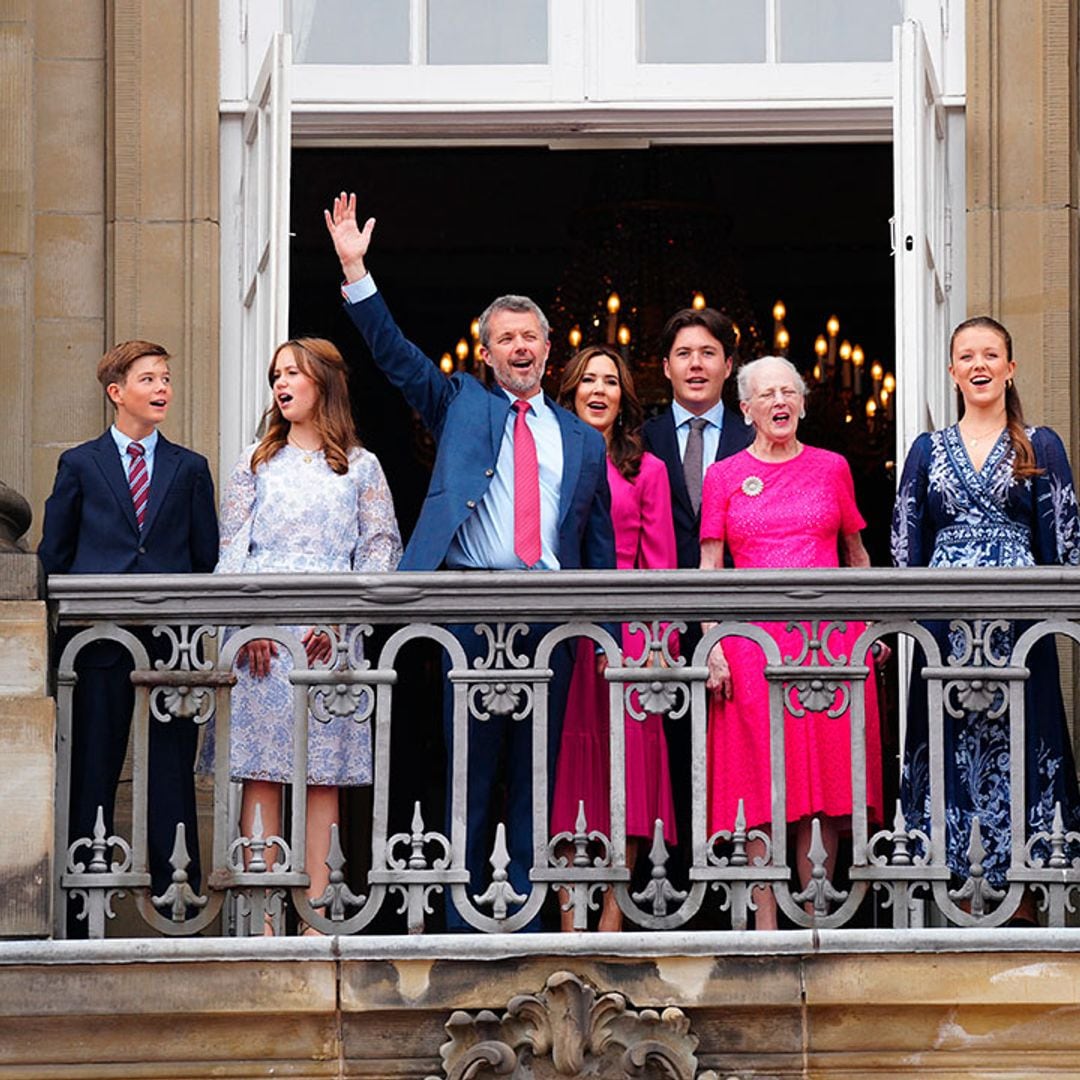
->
(892, 317), (1080, 907)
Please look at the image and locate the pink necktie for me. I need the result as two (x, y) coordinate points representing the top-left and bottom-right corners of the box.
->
(512, 399), (541, 568)
(127, 441), (149, 529)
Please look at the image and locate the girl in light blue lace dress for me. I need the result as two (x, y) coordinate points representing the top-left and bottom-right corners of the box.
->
(891, 317), (1080, 913)
(202, 337), (401, 917)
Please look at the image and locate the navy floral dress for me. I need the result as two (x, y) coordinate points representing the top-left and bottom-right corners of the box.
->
(891, 424), (1080, 884)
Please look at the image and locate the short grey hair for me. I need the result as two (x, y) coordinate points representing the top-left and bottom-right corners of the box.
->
(736, 355), (807, 403)
(477, 295), (550, 349)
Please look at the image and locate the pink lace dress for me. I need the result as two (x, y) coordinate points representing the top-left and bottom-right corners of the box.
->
(701, 445), (883, 833)
(551, 453), (678, 843)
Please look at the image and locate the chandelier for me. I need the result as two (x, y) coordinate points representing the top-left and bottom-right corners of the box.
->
(768, 301), (896, 483)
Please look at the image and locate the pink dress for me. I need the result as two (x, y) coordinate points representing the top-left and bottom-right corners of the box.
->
(551, 452), (678, 843)
(701, 445), (884, 833)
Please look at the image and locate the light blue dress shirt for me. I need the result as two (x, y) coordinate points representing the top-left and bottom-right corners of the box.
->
(671, 399), (727, 481)
(342, 273), (564, 570)
(342, 275), (378, 304)
(110, 424), (160, 482)
(445, 389), (563, 570)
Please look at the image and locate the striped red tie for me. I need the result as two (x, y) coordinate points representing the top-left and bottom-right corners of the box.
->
(512, 399), (542, 568)
(127, 441), (149, 529)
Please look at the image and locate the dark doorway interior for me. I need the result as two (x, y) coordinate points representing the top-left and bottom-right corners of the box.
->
(289, 143), (896, 560)
(287, 145), (899, 924)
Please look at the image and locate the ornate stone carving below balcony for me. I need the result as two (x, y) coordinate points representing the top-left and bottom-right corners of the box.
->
(427, 970), (717, 1080)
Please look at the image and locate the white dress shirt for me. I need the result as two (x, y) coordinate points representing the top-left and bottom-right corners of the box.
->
(671, 399), (727, 482)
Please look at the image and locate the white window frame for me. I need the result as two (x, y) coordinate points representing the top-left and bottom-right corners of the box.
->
(218, 3), (965, 473)
(220, 30), (292, 475)
(893, 18), (957, 464)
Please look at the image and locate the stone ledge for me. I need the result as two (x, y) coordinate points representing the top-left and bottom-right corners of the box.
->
(0, 599), (47, 696)
(0, 554), (41, 602)
(0, 946), (1078, 1077)
(0, 696), (53, 938)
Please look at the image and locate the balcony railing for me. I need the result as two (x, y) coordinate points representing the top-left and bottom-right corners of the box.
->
(47, 567), (1080, 938)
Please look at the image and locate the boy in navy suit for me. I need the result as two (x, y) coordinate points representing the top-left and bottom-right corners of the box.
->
(40, 341), (218, 934)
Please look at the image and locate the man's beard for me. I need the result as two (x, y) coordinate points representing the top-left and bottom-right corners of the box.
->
(498, 362), (543, 396)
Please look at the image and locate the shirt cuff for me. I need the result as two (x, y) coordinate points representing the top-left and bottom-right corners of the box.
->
(341, 274), (378, 304)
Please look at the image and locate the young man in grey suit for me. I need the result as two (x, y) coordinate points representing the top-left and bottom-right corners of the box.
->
(642, 307), (752, 569)
(642, 306), (752, 881)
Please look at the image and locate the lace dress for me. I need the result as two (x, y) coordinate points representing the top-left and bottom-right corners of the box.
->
(892, 424), (1080, 883)
(701, 445), (884, 833)
(199, 443), (402, 785)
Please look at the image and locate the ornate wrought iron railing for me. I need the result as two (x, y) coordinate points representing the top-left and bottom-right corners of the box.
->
(47, 567), (1080, 938)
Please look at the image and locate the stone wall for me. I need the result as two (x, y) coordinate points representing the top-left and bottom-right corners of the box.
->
(0, 499), (52, 936)
(2, 940), (1080, 1077)
(0, 1), (107, 546)
(967, 0), (1080, 456)
(0, 1), (220, 549)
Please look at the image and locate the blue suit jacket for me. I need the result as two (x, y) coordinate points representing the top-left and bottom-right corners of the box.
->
(344, 292), (615, 572)
(642, 404), (752, 570)
(39, 430), (219, 577)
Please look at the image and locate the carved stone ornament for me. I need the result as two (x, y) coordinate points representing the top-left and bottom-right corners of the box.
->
(427, 970), (718, 1080)
(0, 479), (32, 551)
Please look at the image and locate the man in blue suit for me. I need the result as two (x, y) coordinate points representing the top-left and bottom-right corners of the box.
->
(642, 306), (752, 884)
(40, 340), (218, 935)
(325, 193), (615, 926)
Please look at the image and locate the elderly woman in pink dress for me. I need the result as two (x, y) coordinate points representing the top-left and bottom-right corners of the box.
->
(550, 345), (679, 932)
(700, 355), (883, 930)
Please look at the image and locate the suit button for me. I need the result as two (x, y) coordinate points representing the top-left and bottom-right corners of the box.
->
(138, 546), (146, 554)
(466, 500), (477, 509)
(484, 468), (494, 478)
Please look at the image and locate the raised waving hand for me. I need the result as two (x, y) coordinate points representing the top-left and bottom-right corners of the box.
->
(323, 191), (376, 284)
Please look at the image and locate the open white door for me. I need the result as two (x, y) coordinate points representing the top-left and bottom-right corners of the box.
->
(893, 21), (953, 843)
(238, 32), (292, 450)
(894, 19), (952, 466)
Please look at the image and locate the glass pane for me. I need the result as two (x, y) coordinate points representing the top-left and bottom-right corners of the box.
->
(779, 0), (902, 62)
(427, 0), (548, 65)
(641, 0), (766, 63)
(292, 0), (410, 65)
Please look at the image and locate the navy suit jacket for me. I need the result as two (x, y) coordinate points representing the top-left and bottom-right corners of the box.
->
(39, 430), (219, 578)
(344, 292), (615, 573)
(642, 404), (752, 570)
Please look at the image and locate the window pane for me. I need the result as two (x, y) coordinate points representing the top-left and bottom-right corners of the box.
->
(641, 0), (766, 63)
(427, 0), (548, 65)
(778, 0), (902, 62)
(292, 0), (410, 64)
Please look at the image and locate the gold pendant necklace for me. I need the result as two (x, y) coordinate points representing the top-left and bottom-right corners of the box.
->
(288, 436), (321, 463)
(962, 424), (1004, 447)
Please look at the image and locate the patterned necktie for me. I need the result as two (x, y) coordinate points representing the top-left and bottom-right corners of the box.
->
(683, 417), (707, 515)
(127, 441), (149, 529)
(512, 399), (542, 568)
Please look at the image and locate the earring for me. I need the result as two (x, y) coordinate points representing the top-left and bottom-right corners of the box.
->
(799, 408), (806, 419)
(1006, 378), (1013, 389)
(744, 414), (753, 426)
